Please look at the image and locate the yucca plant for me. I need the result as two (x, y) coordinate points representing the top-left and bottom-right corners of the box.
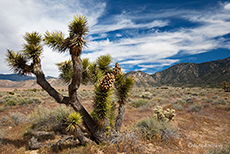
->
(96, 54), (113, 74)
(66, 112), (87, 145)
(5, 15), (135, 145)
(113, 62), (135, 132)
(91, 73), (115, 131)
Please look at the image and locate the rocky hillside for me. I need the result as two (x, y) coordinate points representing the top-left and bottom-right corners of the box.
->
(127, 56), (230, 87)
(151, 56), (230, 87)
(126, 71), (159, 87)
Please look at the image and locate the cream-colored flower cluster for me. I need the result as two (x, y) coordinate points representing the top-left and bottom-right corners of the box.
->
(112, 62), (122, 77)
(100, 73), (115, 90)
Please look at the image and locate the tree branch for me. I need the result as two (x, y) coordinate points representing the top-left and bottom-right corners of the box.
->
(32, 58), (69, 105)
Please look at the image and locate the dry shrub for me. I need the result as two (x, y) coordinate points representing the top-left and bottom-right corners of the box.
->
(106, 130), (148, 154)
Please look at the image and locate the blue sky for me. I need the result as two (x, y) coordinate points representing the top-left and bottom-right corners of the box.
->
(0, 0), (230, 77)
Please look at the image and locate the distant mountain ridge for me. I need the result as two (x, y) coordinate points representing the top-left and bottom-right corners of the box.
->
(0, 74), (55, 81)
(127, 56), (230, 87)
(1, 56), (230, 87)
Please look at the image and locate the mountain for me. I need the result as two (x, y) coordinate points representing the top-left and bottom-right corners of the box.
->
(126, 71), (159, 87)
(0, 74), (55, 81)
(151, 57), (230, 87)
(127, 57), (230, 87)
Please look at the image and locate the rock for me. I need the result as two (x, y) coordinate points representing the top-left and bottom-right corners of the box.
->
(186, 99), (194, 104)
(28, 137), (42, 150)
(34, 131), (55, 142)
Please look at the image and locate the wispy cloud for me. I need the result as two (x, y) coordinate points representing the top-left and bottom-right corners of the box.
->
(83, 2), (230, 73)
(0, 0), (106, 76)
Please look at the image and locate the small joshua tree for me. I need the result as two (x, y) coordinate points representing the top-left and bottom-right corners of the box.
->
(221, 81), (230, 92)
(153, 106), (176, 122)
(66, 112), (87, 145)
(113, 62), (135, 132)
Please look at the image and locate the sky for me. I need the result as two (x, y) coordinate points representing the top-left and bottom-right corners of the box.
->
(0, 0), (230, 77)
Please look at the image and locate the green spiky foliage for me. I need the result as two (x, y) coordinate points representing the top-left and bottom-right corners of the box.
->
(66, 112), (83, 132)
(44, 31), (66, 52)
(5, 31), (43, 75)
(82, 58), (91, 85)
(113, 62), (135, 105)
(96, 54), (113, 74)
(44, 15), (88, 55)
(56, 60), (73, 84)
(91, 73), (115, 127)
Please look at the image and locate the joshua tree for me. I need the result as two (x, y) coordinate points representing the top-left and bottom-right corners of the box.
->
(5, 15), (135, 144)
(221, 81), (230, 92)
(113, 62), (135, 132)
(6, 15), (102, 142)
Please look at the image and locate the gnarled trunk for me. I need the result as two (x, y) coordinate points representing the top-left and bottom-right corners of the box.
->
(32, 57), (103, 143)
(115, 103), (126, 132)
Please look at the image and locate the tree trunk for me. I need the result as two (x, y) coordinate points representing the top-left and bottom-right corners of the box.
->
(73, 127), (88, 146)
(115, 103), (126, 132)
(68, 54), (103, 142)
(32, 57), (103, 143)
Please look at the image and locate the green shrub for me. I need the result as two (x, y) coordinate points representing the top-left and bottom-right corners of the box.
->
(5, 97), (18, 106)
(130, 99), (149, 108)
(135, 118), (177, 142)
(5, 97), (41, 106)
(212, 99), (226, 105)
(10, 112), (25, 125)
(29, 105), (71, 131)
(189, 104), (202, 112)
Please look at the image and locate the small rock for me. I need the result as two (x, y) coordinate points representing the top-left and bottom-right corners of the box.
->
(28, 137), (42, 150)
(186, 99), (193, 104)
(34, 131), (55, 142)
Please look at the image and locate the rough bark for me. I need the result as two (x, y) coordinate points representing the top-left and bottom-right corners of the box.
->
(115, 103), (126, 132)
(32, 58), (69, 105)
(73, 127), (88, 146)
(32, 57), (103, 143)
(68, 54), (103, 143)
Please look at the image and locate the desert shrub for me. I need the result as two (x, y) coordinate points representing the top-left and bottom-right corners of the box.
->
(129, 99), (149, 108)
(188, 104), (202, 112)
(5, 97), (18, 106)
(140, 92), (152, 99)
(0, 116), (10, 126)
(0, 107), (5, 112)
(107, 130), (147, 154)
(0, 129), (6, 144)
(161, 86), (168, 89)
(135, 118), (177, 142)
(7, 91), (14, 95)
(29, 105), (71, 131)
(209, 144), (230, 154)
(5, 97), (41, 106)
(212, 99), (226, 105)
(172, 103), (183, 111)
(10, 112), (25, 125)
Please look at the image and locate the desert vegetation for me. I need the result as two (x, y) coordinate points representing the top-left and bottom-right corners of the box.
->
(0, 86), (229, 153)
(1, 15), (229, 153)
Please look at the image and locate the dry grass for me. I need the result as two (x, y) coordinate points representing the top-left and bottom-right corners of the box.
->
(0, 86), (229, 153)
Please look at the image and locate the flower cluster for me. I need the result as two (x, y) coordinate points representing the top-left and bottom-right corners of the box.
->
(100, 73), (115, 90)
(112, 62), (122, 77)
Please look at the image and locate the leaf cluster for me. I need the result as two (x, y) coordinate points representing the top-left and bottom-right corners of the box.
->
(66, 112), (83, 132)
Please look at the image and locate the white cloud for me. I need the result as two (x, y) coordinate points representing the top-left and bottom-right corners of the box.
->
(1, 1), (230, 76)
(224, 3), (230, 10)
(83, 3), (230, 72)
(0, 0), (106, 77)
